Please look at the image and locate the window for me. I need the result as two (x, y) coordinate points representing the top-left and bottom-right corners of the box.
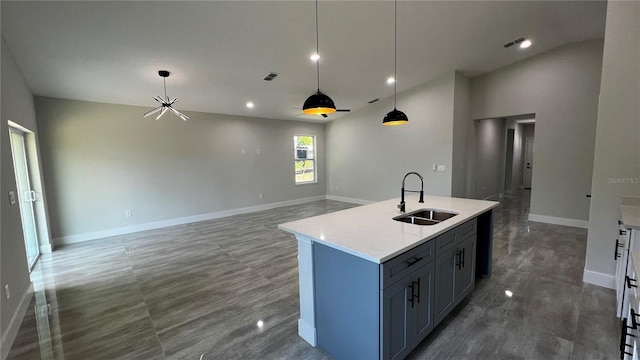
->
(294, 135), (316, 184)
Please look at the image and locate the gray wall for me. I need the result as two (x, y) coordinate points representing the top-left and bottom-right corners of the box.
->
(585, 1), (640, 281)
(35, 97), (327, 241)
(1, 38), (35, 346)
(470, 40), (603, 222)
(473, 118), (506, 200)
(326, 72), (457, 201)
(505, 119), (527, 190)
(451, 73), (471, 197)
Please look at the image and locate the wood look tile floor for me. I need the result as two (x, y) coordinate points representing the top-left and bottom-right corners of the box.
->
(8, 190), (619, 360)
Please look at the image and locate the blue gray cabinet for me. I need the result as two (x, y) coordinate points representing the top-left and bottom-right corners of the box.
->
(312, 217), (483, 360)
(381, 261), (435, 360)
(434, 222), (477, 325)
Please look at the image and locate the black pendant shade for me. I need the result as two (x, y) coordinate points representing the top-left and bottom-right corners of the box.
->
(383, 0), (408, 126)
(302, 0), (339, 117)
(303, 90), (336, 115)
(383, 108), (409, 126)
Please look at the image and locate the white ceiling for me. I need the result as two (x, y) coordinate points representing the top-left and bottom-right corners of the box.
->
(1, 1), (606, 122)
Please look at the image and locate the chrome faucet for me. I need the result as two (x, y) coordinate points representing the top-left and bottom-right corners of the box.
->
(398, 172), (424, 212)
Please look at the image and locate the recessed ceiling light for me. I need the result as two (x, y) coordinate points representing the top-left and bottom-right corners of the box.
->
(246, 102), (254, 109)
(505, 290), (513, 297)
(310, 53), (320, 61)
(386, 77), (395, 85)
(519, 39), (532, 49)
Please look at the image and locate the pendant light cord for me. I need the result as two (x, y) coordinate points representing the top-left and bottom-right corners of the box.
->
(163, 77), (168, 101)
(393, 0), (398, 109)
(315, 0), (320, 92)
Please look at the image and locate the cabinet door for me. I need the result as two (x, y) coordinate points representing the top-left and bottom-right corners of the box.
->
(455, 235), (476, 300)
(411, 261), (435, 345)
(381, 275), (412, 360)
(434, 247), (456, 325)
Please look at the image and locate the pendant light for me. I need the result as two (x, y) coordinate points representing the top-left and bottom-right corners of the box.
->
(383, 0), (408, 126)
(302, 0), (336, 115)
(144, 70), (189, 121)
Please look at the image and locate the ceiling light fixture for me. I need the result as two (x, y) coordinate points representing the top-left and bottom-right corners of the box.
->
(387, 77), (395, 85)
(246, 101), (254, 109)
(310, 53), (320, 62)
(519, 39), (532, 49)
(302, 0), (336, 116)
(383, 0), (408, 126)
(143, 70), (189, 121)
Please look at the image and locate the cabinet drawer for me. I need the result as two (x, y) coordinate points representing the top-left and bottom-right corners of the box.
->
(435, 218), (477, 256)
(380, 239), (434, 289)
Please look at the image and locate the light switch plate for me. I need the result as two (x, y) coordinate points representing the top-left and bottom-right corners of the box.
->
(437, 165), (446, 172)
(8, 191), (16, 205)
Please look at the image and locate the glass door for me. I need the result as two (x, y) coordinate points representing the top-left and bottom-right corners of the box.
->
(9, 127), (40, 271)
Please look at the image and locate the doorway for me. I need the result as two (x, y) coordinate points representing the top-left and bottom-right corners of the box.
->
(504, 129), (515, 194)
(524, 136), (534, 189)
(9, 125), (41, 271)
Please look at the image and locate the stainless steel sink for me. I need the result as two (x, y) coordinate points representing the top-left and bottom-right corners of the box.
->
(393, 208), (458, 225)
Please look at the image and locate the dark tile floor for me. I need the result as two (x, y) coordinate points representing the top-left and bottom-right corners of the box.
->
(8, 189), (619, 359)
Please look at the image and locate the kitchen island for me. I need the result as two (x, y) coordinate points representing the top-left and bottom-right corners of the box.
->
(278, 194), (499, 360)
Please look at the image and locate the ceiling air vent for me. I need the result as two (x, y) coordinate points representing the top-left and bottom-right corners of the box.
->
(368, 98), (380, 104)
(503, 37), (525, 48)
(263, 72), (279, 81)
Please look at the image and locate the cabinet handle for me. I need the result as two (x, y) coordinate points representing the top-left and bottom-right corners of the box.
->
(615, 239), (624, 260)
(631, 308), (640, 330)
(455, 249), (465, 270)
(621, 229), (628, 236)
(413, 278), (421, 304)
(405, 257), (423, 267)
(407, 282), (415, 308)
(621, 318), (636, 357)
(626, 275), (637, 289)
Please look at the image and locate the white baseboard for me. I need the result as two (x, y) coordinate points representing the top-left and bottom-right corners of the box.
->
(54, 196), (327, 245)
(483, 193), (499, 201)
(298, 318), (317, 347)
(583, 270), (615, 289)
(1, 283), (33, 360)
(528, 213), (589, 229)
(325, 195), (374, 205)
(40, 243), (52, 254)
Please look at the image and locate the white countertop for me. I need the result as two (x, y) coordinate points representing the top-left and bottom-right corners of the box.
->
(278, 194), (499, 263)
(621, 196), (640, 230)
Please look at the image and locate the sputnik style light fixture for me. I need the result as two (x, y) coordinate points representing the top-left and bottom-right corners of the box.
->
(383, 0), (408, 126)
(144, 70), (189, 121)
(302, 0), (336, 115)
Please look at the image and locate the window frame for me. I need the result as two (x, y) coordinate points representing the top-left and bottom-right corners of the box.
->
(294, 135), (317, 185)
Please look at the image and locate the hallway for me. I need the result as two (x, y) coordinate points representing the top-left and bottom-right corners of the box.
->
(8, 190), (619, 359)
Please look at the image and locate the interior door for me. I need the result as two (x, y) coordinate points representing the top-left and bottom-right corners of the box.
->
(9, 127), (40, 271)
(524, 136), (534, 189)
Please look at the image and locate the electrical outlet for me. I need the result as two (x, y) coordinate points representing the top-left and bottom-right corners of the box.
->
(4, 284), (10, 300)
(8, 191), (16, 205)
(241, 149), (246, 155)
(259, 193), (264, 199)
(125, 210), (133, 218)
(256, 148), (261, 155)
